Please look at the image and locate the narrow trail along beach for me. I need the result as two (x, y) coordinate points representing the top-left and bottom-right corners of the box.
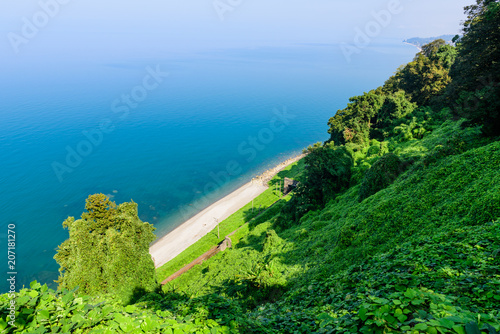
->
(149, 154), (305, 268)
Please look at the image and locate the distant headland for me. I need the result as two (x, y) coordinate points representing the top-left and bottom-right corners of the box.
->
(403, 34), (456, 51)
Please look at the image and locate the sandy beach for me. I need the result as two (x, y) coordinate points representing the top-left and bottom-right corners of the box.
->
(150, 154), (304, 268)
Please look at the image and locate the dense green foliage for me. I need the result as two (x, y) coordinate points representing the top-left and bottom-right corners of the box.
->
(386, 40), (453, 105)
(329, 0), (500, 141)
(328, 40), (455, 146)
(0, 281), (230, 333)
(328, 90), (386, 146)
(159, 123), (500, 333)
(54, 194), (158, 304)
(3, 119), (499, 332)
(277, 143), (353, 224)
(448, 0), (500, 136)
(156, 185), (286, 282)
(1, 1), (499, 333)
(358, 153), (403, 201)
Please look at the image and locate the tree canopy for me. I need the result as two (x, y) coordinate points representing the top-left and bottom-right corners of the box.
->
(327, 37), (461, 145)
(328, 90), (385, 146)
(54, 194), (158, 304)
(448, 0), (500, 135)
(278, 143), (353, 224)
(384, 42), (453, 105)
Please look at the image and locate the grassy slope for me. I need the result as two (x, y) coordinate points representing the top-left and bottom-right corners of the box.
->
(2, 122), (499, 333)
(156, 159), (306, 282)
(163, 120), (500, 333)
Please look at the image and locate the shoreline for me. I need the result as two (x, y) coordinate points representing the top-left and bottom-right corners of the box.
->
(149, 153), (305, 269)
(403, 41), (423, 52)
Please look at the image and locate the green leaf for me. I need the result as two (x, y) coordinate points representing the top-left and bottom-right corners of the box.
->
(385, 314), (397, 324)
(439, 318), (455, 329)
(102, 305), (114, 317)
(22, 308), (34, 315)
(427, 327), (438, 334)
(125, 305), (136, 313)
(71, 313), (86, 323)
(414, 323), (428, 331)
(317, 313), (332, 320)
(14, 318), (26, 331)
(395, 285), (406, 292)
(411, 298), (425, 305)
(62, 292), (74, 305)
(38, 309), (50, 320)
(62, 323), (74, 332)
(140, 317), (158, 332)
(417, 310), (428, 319)
(0, 319), (7, 330)
(404, 289), (417, 299)
(453, 325), (466, 334)
(427, 320), (440, 327)
(464, 322), (481, 334)
(29, 290), (39, 298)
(16, 295), (30, 306)
(30, 281), (41, 289)
(120, 322), (135, 333)
(103, 328), (118, 334)
(358, 307), (368, 321)
(397, 315), (408, 322)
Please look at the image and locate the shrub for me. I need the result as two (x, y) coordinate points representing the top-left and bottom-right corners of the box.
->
(54, 194), (158, 304)
(358, 153), (403, 201)
(280, 143), (353, 224)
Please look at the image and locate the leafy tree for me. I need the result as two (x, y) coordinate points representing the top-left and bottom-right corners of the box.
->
(278, 143), (353, 224)
(383, 40), (457, 106)
(448, 0), (500, 135)
(302, 143), (353, 203)
(420, 39), (447, 58)
(328, 88), (419, 144)
(387, 53), (452, 105)
(328, 90), (385, 145)
(371, 90), (417, 140)
(433, 44), (458, 69)
(54, 194), (158, 304)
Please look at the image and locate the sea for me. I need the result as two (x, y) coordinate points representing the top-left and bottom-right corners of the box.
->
(0, 41), (416, 291)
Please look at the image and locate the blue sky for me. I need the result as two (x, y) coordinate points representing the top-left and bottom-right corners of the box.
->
(0, 0), (472, 61)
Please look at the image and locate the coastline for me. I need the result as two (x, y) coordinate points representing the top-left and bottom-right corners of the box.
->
(403, 41), (423, 52)
(149, 153), (305, 269)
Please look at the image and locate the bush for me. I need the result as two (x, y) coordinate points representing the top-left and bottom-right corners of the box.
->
(279, 143), (353, 224)
(358, 153), (403, 201)
(422, 125), (483, 167)
(54, 194), (158, 304)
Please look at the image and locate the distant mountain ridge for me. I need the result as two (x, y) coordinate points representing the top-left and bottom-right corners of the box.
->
(403, 34), (456, 50)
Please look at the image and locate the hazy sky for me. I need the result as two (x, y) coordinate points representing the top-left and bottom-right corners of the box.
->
(1, 0), (472, 60)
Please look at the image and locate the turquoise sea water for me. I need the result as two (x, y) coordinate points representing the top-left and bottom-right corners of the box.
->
(0, 42), (416, 290)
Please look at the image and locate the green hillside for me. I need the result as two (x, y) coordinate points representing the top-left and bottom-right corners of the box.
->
(1, 0), (499, 333)
(157, 120), (500, 333)
(2, 120), (498, 333)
